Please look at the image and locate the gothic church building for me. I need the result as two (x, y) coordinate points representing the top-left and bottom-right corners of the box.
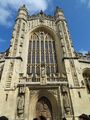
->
(0, 5), (90, 120)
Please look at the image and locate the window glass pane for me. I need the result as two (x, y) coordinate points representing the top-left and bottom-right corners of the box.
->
(50, 53), (53, 63)
(54, 53), (57, 64)
(45, 41), (48, 50)
(49, 41), (52, 52)
(41, 52), (44, 63)
(28, 53), (31, 63)
(32, 52), (35, 63)
(37, 41), (39, 51)
(28, 31), (58, 75)
(36, 52), (40, 63)
(33, 41), (35, 50)
(41, 41), (44, 51)
(46, 53), (49, 63)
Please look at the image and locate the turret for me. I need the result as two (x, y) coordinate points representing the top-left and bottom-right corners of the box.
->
(17, 4), (28, 22)
(55, 6), (65, 22)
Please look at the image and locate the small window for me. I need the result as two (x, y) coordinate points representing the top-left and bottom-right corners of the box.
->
(78, 91), (81, 98)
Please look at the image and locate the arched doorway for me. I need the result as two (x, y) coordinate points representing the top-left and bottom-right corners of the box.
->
(0, 116), (8, 120)
(29, 90), (60, 120)
(34, 97), (52, 120)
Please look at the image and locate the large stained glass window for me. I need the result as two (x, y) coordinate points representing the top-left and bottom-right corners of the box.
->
(27, 31), (58, 75)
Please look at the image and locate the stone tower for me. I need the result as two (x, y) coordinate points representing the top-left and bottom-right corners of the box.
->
(0, 5), (90, 120)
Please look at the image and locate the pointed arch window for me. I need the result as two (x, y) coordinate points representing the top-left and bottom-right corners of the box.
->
(27, 31), (58, 75)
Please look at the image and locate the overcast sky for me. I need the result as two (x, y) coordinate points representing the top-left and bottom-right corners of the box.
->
(0, 0), (90, 54)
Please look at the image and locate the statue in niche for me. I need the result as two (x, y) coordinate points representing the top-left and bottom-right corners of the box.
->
(19, 87), (25, 94)
(62, 86), (71, 114)
(41, 65), (46, 77)
(17, 95), (24, 118)
(61, 85), (68, 93)
(63, 92), (70, 114)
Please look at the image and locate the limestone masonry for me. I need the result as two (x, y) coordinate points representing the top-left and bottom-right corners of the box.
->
(0, 5), (90, 120)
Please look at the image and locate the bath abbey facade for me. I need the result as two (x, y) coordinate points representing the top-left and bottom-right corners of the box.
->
(0, 5), (90, 120)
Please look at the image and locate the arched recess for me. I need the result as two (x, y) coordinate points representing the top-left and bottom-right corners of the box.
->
(35, 96), (52, 120)
(27, 25), (59, 41)
(0, 116), (8, 120)
(83, 68), (90, 93)
(28, 90), (60, 120)
(26, 25), (64, 76)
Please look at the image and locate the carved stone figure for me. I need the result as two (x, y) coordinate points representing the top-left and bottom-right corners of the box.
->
(61, 86), (71, 114)
(63, 92), (70, 114)
(19, 87), (25, 94)
(41, 67), (45, 77)
(17, 95), (24, 118)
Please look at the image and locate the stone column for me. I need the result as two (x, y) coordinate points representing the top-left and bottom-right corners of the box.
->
(24, 87), (30, 120)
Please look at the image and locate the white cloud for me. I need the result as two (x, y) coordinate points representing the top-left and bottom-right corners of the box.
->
(79, 0), (90, 8)
(0, 0), (50, 26)
(79, 49), (88, 55)
(80, 0), (87, 4)
(0, 38), (6, 42)
(0, 7), (12, 26)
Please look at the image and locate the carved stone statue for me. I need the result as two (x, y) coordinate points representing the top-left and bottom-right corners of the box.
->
(41, 66), (45, 77)
(19, 87), (25, 94)
(17, 95), (24, 118)
(63, 92), (70, 114)
(61, 85), (71, 114)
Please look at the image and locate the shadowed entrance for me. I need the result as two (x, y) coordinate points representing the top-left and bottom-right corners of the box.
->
(34, 96), (53, 120)
(33, 116), (46, 120)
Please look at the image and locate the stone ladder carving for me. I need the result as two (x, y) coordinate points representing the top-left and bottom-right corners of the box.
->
(5, 61), (14, 89)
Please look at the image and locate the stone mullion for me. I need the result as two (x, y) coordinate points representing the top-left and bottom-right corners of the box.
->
(35, 40), (37, 74)
(31, 39), (33, 73)
(54, 41), (57, 73)
(44, 35), (46, 74)
(30, 41), (32, 74)
(52, 40), (56, 73)
(48, 40), (51, 74)
(39, 34), (41, 75)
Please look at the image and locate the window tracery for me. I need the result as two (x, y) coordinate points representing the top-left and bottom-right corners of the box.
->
(27, 31), (58, 76)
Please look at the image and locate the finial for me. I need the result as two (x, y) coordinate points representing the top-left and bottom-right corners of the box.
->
(19, 4), (27, 11)
(23, 4), (26, 8)
(55, 6), (63, 14)
(40, 10), (44, 15)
